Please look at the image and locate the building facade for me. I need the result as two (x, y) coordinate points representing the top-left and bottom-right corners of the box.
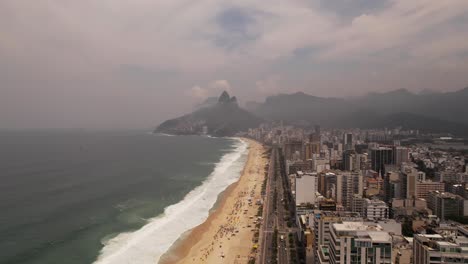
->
(364, 198), (389, 220)
(329, 222), (393, 264)
(427, 191), (466, 220)
(414, 234), (468, 264)
(370, 147), (394, 175)
(415, 181), (445, 200)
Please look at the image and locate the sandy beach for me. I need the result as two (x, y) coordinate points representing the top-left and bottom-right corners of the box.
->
(159, 138), (267, 264)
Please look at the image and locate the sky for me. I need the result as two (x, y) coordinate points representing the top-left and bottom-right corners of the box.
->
(1, 0), (468, 129)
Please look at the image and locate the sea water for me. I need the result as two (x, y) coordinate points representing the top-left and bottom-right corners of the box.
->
(0, 131), (247, 264)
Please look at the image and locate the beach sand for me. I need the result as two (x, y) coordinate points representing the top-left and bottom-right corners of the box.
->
(159, 138), (267, 264)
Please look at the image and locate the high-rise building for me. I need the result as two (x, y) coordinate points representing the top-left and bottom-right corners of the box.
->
(383, 170), (404, 203)
(335, 174), (345, 208)
(427, 191), (466, 221)
(447, 183), (468, 199)
(318, 173), (327, 196)
(305, 141), (321, 160)
(335, 172), (363, 211)
(343, 150), (361, 171)
(312, 157), (330, 173)
(370, 147), (394, 176)
(328, 222), (393, 264)
(312, 211), (362, 264)
(383, 172), (392, 203)
(315, 125), (321, 135)
(351, 172), (364, 198)
(287, 160), (312, 175)
(401, 169), (418, 199)
(319, 172), (337, 199)
(343, 133), (354, 150)
(310, 132), (321, 143)
(435, 171), (468, 183)
(394, 146), (410, 166)
(351, 195), (365, 217)
(308, 132), (321, 159)
(319, 199), (337, 211)
(295, 172), (318, 205)
(305, 143), (312, 160)
(414, 234), (468, 264)
(364, 198), (389, 220)
(343, 150), (354, 171)
(284, 140), (303, 161)
(415, 181), (445, 200)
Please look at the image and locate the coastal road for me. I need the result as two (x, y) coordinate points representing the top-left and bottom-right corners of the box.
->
(274, 147), (288, 264)
(258, 146), (297, 264)
(258, 147), (276, 264)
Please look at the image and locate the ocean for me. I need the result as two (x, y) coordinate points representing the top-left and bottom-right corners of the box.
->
(0, 131), (248, 264)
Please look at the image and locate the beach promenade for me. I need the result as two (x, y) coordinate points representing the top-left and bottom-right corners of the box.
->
(159, 138), (267, 264)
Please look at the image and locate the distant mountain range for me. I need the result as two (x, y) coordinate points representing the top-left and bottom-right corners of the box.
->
(156, 86), (468, 137)
(246, 86), (468, 136)
(155, 91), (262, 136)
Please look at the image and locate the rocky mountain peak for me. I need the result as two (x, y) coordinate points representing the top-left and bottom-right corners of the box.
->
(155, 90), (261, 136)
(218, 91), (238, 106)
(218, 91), (231, 103)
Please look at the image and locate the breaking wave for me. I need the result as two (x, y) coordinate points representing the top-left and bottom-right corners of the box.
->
(93, 138), (248, 264)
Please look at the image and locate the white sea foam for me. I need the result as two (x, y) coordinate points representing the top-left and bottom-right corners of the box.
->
(93, 138), (248, 264)
(153, 133), (176, 137)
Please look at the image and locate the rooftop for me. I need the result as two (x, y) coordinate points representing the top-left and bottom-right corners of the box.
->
(416, 234), (468, 253)
(429, 191), (464, 199)
(367, 231), (392, 243)
(334, 222), (373, 231)
(333, 222), (392, 242)
(313, 210), (361, 218)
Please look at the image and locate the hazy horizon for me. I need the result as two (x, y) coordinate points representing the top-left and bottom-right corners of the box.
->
(2, 0), (468, 129)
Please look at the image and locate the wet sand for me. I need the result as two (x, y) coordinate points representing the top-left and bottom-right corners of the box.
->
(159, 138), (267, 264)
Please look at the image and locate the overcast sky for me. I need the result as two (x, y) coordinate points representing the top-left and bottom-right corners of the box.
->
(1, 0), (468, 129)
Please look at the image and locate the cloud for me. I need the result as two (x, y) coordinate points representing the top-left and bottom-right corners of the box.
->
(2, 0), (467, 72)
(314, 0), (390, 18)
(214, 7), (259, 49)
(186, 80), (232, 99)
(255, 75), (284, 95)
(210, 80), (232, 93)
(316, 1), (468, 62)
(186, 86), (209, 99)
(1, 0), (468, 128)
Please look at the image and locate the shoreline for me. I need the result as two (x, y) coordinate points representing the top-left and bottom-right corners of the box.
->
(94, 137), (248, 264)
(159, 138), (267, 264)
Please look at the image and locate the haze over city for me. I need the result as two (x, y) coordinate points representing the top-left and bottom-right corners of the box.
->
(1, 0), (468, 129)
(3, 2), (468, 264)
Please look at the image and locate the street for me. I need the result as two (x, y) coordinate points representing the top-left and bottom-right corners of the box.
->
(258, 146), (297, 264)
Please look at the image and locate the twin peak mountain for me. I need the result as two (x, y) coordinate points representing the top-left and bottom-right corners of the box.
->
(154, 91), (262, 137)
(156, 86), (468, 137)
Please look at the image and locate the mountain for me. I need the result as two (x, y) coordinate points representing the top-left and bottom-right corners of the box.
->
(250, 92), (351, 127)
(354, 87), (468, 124)
(193, 96), (218, 110)
(418, 88), (439, 95)
(155, 91), (262, 137)
(247, 86), (468, 136)
(335, 111), (468, 136)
